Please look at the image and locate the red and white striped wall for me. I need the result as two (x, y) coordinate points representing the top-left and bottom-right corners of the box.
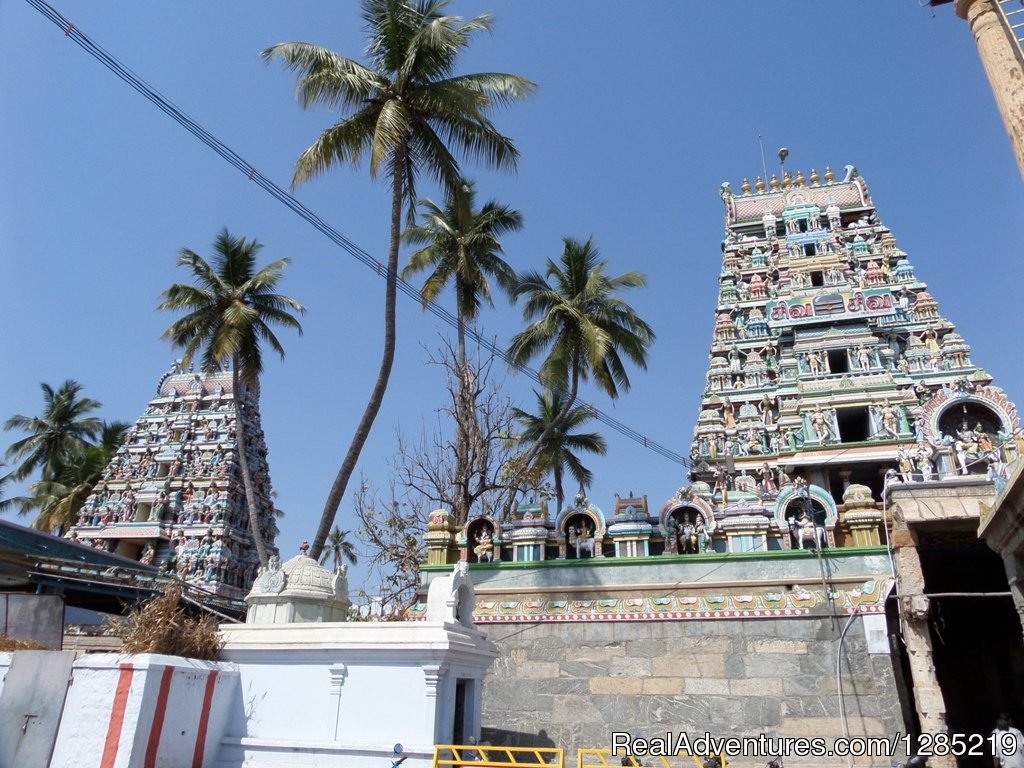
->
(50, 653), (237, 768)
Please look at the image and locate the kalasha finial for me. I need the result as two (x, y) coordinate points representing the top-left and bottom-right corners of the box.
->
(810, 168), (820, 185)
(755, 176), (765, 193)
(795, 170), (806, 187)
(300, 540), (310, 556)
(769, 174), (780, 191)
(782, 171), (793, 190)
(824, 166), (835, 183)
(741, 178), (752, 195)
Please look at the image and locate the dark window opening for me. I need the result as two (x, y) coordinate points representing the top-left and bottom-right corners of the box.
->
(799, 219), (809, 233)
(827, 349), (849, 374)
(117, 541), (143, 560)
(918, 537), (1024, 748)
(837, 407), (871, 443)
(810, 271), (824, 287)
(803, 243), (815, 256)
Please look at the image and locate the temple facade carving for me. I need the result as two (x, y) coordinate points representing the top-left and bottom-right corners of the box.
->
(66, 363), (279, 598)
(438, 167), (1021, 563)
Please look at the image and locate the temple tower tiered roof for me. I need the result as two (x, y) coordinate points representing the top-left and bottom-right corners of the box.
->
(67, 362), (279, 599)
(685, 164), (1021, 551)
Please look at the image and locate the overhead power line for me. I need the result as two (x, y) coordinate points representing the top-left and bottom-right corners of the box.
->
(25, 0), (691, 470)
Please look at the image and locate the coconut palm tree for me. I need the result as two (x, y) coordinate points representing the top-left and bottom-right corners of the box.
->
(28, 444), (110, 534)
(507, 237), (654, 478)
(158, 229), (305, 568)
(13, 420), (129, 533)
(511, 389), (607, 514)
(319, 525), (359, 570)
(0, 466), (11, 512)
(402, 179), (522, 368)
(262, 0), (534, 561)
(3, 380), (102, 483)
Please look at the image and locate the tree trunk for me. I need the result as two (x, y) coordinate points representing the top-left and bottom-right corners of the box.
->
(453, 273), (474, 526)
(554, 464), (564, 516)
(309, 142), (406, 561)
(234, 358), (269, 569)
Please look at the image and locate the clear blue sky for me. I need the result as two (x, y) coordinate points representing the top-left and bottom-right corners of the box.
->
(2, 1), (1022, 594)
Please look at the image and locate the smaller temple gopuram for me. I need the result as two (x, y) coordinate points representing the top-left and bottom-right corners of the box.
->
(67, 362), (279, 599)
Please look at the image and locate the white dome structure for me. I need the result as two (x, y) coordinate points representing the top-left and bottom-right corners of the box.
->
(244, 542), (351, 624)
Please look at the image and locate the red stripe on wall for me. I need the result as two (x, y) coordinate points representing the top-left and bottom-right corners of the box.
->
(100, 664), (135, 768)
(191, 670), (219, 768)
(143, 666), (175, 768)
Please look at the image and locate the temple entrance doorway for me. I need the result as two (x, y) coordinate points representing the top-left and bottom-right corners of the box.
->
(452, 679), (467, 745)
(916, 528), (1024, 768)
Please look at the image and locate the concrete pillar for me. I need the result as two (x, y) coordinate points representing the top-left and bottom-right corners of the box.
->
(956, 0), (1024, 179)
(1003, 551), (1024, 637)
(895, 543), (955, 768)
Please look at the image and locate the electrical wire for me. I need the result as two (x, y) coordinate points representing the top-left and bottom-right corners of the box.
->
(24, 0), (690, 470)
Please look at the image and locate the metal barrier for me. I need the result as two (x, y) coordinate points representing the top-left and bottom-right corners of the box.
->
(577, 748), (724, 768)
(433, 744), (565, 768)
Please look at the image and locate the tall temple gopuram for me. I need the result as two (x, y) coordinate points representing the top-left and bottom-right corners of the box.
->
(686, 164), (1019, 548)
(67, 363), (279, 599)
(419, 165), (1024, 763)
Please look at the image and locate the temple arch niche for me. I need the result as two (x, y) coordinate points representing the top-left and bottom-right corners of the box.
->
(561, 512), (599, 560)
(465, 517), (497, 564)
(783, 497), (828, 550)
(663, 504), (712, 555)
(937, 400), (1005, 442)
(773, 483), (838, 549)
(937, 400), (1009, 477)
(555, 495), (606, 560)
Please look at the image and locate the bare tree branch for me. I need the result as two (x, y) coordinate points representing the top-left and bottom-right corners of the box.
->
(352, 338), (528, 614)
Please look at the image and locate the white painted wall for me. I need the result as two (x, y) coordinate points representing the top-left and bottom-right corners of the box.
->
(216, 619), (497, 768)
(0, 652), (10, 700)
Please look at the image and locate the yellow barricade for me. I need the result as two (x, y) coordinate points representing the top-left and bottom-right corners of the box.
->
(433, 744), (565, 768)
(577, 748), (725, 768)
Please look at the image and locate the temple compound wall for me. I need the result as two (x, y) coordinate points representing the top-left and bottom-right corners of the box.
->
(480, 616), (904, 763)
(419, 552), (908, 766)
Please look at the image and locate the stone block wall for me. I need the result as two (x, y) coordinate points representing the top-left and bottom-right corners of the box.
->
(480, 617), (906, 766)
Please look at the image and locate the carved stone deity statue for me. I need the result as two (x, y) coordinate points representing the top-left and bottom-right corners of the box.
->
(878, 400), (899, 437)
(806, 351), (823, 378)
(810, 408), (832, 443)
(473, 525), (494, 563)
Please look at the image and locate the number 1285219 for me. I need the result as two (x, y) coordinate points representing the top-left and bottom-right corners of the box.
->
(901, 732), (1016, 757)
